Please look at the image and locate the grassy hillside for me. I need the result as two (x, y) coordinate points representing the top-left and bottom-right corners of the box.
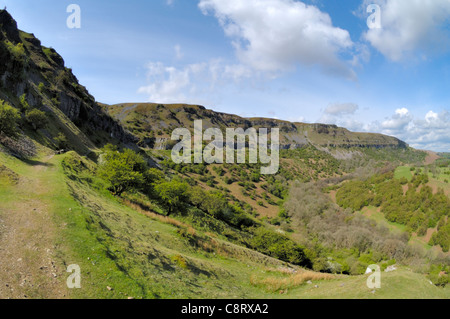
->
(1, 145), (449, 299)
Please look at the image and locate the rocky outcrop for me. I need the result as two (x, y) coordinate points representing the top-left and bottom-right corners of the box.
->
(107, 103), (408, 152)
(0, 9), (136, 146)
(0, 10), (21, 43)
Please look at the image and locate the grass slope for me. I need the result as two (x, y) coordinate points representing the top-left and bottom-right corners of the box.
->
(1, 147), (449, 299)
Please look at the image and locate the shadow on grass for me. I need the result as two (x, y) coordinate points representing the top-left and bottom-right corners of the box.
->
(20, 158), (54, 168)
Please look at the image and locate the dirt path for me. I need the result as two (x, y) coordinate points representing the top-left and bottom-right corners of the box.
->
(0, 155), (67, 299)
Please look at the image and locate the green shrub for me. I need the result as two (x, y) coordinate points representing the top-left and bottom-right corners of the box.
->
(53, 133), (68, 149)
(249, 227), (310, 267)
(171, 255), (188, 269)
(38, 82), (45, 93)
(250, 172), (261, 182)
(428, 264), (450, 287)
(25, 108), (48, 130)
(97, 145), (147, 196)
(51, 97), (60, 106)
(5, 40), (26, 63)
(0, 100), (21, 137)
(154, 180), (189, 215)
(19, 94), (31, 111)
(429, 222), (450, 252)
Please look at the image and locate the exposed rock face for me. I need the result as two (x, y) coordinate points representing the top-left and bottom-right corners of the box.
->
(106, 103), (409, 152)
(0, 10), (136, 146)
(0, 10), (21, 43)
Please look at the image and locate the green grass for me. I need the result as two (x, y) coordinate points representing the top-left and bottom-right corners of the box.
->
(1, 149), (449, 299)
(46, 152), (292, 298)
(287, 268), (449, 299)
(360, 206), (436, 251)
(394, 166), (413, 181)
(361, 206), (407, 234)
(428, 167), (450, 190)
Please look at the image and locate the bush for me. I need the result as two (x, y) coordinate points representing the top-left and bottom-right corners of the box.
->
(154, 180), (189, 215)
(250, 227), (310, 266)
(224, 176), (234, 185)
(38, 82), (45, 93)
(25, 109), (48, 130)
(97, 145), (147, 196)
(429, 222), (450, 252)
(53, 133), (68, 149)
(428, 264), (450, 287)
(51, 97), (60, 106)
(19, 94), (31, 112)
(5, 40), (26, 63)
(0, 100), (21, 137)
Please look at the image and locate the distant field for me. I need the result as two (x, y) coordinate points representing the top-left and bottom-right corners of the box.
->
(424, 166), (449, 196)
(394, 166), (413, 181)
(395, 164), (450, 196)
(361, 206), (407, 234)
(360, 206), (441, 252)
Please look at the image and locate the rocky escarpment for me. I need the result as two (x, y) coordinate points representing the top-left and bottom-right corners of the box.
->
(0, 10), (136, 147)
(106, 103), (409, 151)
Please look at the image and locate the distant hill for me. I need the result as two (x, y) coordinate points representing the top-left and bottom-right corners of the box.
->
(105, 103), (408, 152)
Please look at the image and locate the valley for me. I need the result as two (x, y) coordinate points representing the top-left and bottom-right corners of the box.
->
(0, 8), (449, 299)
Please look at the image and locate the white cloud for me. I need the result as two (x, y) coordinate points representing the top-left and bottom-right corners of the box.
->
(362, 0), (450, 61)
(137, 59), (255, 104)
(317, 104), (450, 151)
(378, 108), (450, 151)
(380, 108), (413, 131)
(395, 108), (409, 117)
(138, 62), (203, 103)
(318, 102), (362, 130)
(425, 110), (438, 123)
(325, 103), (359, 116)
(198, 0), (356, 79)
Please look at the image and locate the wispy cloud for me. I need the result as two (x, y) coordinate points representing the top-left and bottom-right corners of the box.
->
(137, 59), (255, 105)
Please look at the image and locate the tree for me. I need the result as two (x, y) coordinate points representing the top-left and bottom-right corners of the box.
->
(25, 109), (48, 130)
(249, 227), (310, 266)
(154, 180), (189, 216)
(97, 145), (147, 195)
(0, 100), (21, 137)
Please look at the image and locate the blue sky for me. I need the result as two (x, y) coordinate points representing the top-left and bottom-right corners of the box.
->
(2, 0), (450, 151)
